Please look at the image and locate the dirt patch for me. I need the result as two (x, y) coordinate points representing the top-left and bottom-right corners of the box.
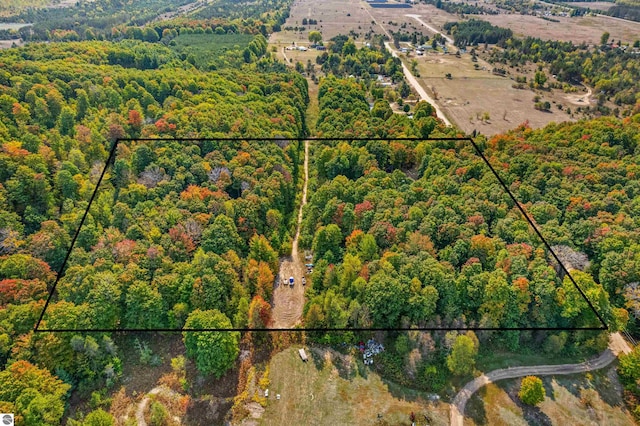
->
(117, 334), (184, 397)
(184, 397), (233, 426)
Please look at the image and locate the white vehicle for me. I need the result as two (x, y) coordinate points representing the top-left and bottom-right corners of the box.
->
(289, 276), (295, 287)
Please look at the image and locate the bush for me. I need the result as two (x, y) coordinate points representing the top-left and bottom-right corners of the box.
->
(149, 401), (168, 426)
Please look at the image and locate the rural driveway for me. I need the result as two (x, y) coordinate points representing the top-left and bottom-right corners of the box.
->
(271, 140), (309, 328)
(450, 332), (633, 426)
(384, 42), (452, 126)
(405, 14), (454, 45)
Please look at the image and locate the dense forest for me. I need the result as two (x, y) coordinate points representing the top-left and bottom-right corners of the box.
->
(444, 19), (513, 48)
(1, 0), (640, 422)
(0, 28), (309, 422)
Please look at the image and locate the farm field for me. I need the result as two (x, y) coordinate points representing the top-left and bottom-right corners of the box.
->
(464, 367), (635, 425)
(365, 1), (640, 45)
(404, 47), (589, 135)
(269, 0), (381, 43)
(478, 12), (640, 45)
(260, 346), (450, 425)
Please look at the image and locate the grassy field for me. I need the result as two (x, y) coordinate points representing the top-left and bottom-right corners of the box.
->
(260, 346), (449, 425)
(464, 366), (635, 425)
(561, 1), (616, 11)
(409, 50), (577, 135)
(170, 33), (254, 68)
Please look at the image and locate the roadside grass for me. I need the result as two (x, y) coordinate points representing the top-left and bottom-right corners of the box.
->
(465, 366), (634, 425)
(476, 350), (591, 372)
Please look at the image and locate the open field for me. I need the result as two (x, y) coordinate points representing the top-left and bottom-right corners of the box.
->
(409, 50), (581, 135)
(464, 366), (635, 425)
(479, 12), (640, 45)
(260, 346), (449, 425)
(0, 23), (33, 30)
(366, 1), (640, 45)
(561, 1), (616, 11)
(169, 33), (253, 67)
(269, 0), (383, 43)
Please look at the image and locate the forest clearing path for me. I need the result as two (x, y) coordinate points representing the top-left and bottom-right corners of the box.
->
(270, 140), (309, 328)
(450, 332), (632, 426)
(135, 386), (181, 426)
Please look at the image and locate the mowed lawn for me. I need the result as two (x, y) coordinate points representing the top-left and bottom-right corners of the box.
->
(260, 346), (449, 426)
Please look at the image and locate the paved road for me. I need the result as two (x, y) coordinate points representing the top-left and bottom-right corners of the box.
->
(450, 332), (633, 426)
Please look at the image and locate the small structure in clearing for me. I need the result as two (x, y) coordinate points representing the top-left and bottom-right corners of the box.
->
(299, 348), (308, 362)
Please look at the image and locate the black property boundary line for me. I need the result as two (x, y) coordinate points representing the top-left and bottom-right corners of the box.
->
(34, 137), (607, 333)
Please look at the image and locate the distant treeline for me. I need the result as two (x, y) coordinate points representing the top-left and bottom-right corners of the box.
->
(443, 19), (513, 48)
(421, 0), (499, 15)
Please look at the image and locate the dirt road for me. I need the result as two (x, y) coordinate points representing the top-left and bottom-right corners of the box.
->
(384, 42), (452, 126)
(271, 140), (309, 329)
(450, 332), (633, 426)
(405, 14), (454, 45)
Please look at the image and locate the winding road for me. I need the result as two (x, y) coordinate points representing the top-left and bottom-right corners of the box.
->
(450, 332), (632, 426)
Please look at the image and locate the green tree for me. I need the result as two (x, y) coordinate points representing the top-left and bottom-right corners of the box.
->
(76, 89), (90, 120)
(309, 31), (322, 44)
(518, 376), (546, 405)
(600, 32), (610, 45)
(364, 271), (410, 327)
(82, 409), (115, 426)
(358, 233), (379, 262)
(201, 215), (244, 255)
(183, 309), (240, 377)
(446, 332), (479, 376)
(0, 360), (70, 426)
(58, 106), (75, 136)
(618, 345), (640, 392)
(143, 27), (160, 43)
(124, 281), (165, 329)
(55, 169), (79, 200)
(371, 100), (393, 120)
(534, 71), (547, 88)
(312, 224), (343, 261)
